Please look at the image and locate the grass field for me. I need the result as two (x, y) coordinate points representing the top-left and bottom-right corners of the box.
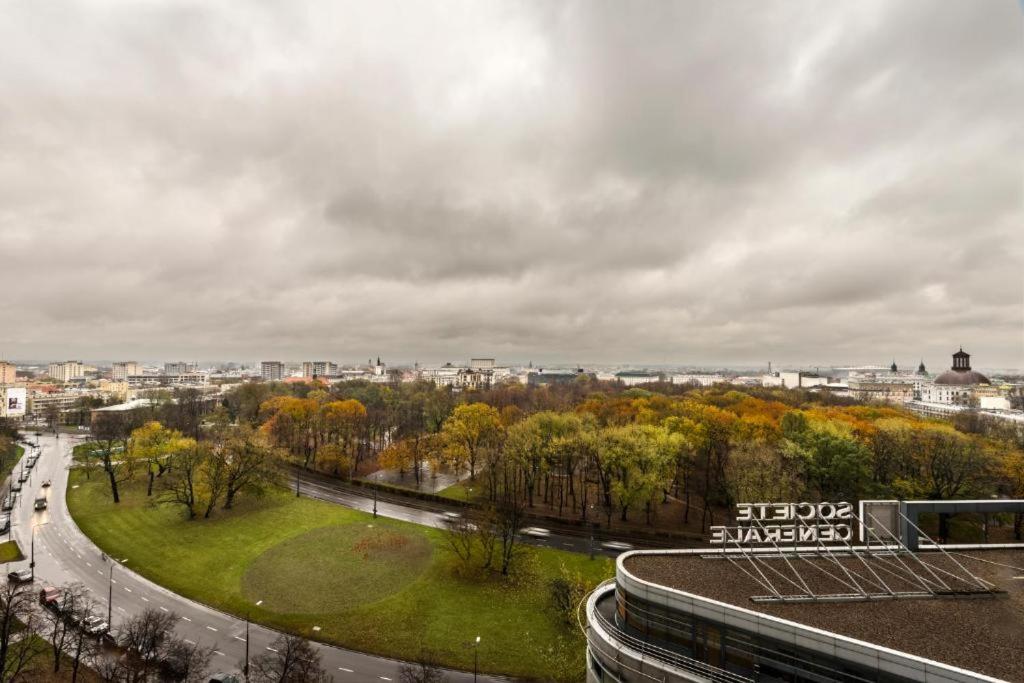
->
(2, 444), (25, 481)
(436, 481), (478, 503)
(67, 470), (613, 680)
(0, 540), (24, 563)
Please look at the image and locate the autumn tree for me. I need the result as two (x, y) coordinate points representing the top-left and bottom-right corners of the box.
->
(442, 403), (502, 481)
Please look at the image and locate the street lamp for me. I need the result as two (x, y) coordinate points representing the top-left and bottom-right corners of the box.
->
(372, 487), (378, 518)
(474, 635), (480, 682)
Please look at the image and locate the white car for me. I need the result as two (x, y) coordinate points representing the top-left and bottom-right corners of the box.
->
(600, 541), (635, 552)
(520, 527), (551, 538)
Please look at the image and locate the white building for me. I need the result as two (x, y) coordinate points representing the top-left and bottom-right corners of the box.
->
(302, 361), (338, 378)
(47, 361), (84, 383)
(671, 374), (725, 387)
(112, 361), (141, 381)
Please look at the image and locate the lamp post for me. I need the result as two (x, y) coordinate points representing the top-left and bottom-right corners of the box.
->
(244, 613), (250, 681)
(474, 635), (480, 682)
(29, 526), (35, 582)
(372, 487), (378, 519)
(107, 562), (114, 626)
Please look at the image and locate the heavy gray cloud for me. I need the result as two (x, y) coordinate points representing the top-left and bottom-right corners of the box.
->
(0, 0), (1021, 369)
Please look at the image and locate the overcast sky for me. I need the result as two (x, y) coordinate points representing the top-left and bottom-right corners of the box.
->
(1, 1), (1021, 369)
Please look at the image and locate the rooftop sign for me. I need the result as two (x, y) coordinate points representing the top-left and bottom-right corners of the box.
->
(710, 502), (853, 545)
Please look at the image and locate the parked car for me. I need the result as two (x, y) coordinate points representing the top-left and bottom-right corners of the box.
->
(39, 586), (62, 610)
(7, 569), (33, 583)
(208, 674), (242, 683)
(2, 497), (13, 512)
(10, 481), (22, 493)
(441, 511), (462, 523)
(41, 480), (51, 488)
(82, 615), (109, 636)
(520, 527), (551, 538)
(18, 471), (28, 482)
(0, 514), (10, 533)
(34, 497), (47, 511)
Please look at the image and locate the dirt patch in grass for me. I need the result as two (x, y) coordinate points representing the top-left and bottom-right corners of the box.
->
(241, 524), (433, 614)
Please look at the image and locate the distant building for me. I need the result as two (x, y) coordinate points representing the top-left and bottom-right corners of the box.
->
(260, 361), (284, 381)
(112, 361), (141, 381)
(670, 374), (725, 387)
(126, 373), (207, 389)
(0, 361), (16, 385)
(919, 348), (991, 406)
(470, 358), (496, 370)
(614, 371), (663, 387)
(526, 368), (588, 385)
(762, 371), (828, 389)
(164, 362), (192, 375)
(46, 361), (84, 383)
(302, 361), (337, 378)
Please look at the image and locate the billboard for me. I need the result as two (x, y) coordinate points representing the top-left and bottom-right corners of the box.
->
(2, 387), (26, 417)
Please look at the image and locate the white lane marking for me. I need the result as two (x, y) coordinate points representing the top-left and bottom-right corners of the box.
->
(265, 646), (278, 652)
(214, 651), (225, 656)
(159, 606), (169, 612)
(379, 678), (392, 681)
(234, 636), (245, 641)
(124, 588), (132, 593)
(111, 580), (117, 584)
(338, 668), (353, 673)
(206, 626), (218, 632)
(141, 597), (149, 602)
(96, 570), (103, 576)
(184, 639), (196, 645)
(181, 616), (191, 622)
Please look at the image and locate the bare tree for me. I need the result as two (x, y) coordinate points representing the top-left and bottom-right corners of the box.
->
(163, 637), (215, 683)
(249, 634), (330, 683)
(440, 516), (475, 567)
(68, 592), (103, 683)
(118, 607), (180, 682)
(0, 580), (43, 681)
(43, 582), (91, 674)
(399, 649), (448, 683)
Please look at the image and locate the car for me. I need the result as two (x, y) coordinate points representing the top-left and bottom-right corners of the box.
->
(81, 615), (109, 635)
(18, 472), (28, 482)
(34, 498), (47, 511)
(520, 527), (551, 538)
(7, 569), (33, 583)
(10, 481), (22, 493)
(600, 540), (635, 552)
(39, 586), (61, 610)
(441, 511), (462, 523)
(41, 480), (51, 488)
(0, 515), (9, 533)
(1, 497), (13, 512)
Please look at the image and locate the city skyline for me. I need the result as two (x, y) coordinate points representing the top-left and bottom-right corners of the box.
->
(1, 1), (1021, 367)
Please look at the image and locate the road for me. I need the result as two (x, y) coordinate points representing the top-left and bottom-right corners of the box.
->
(290, 468), (628, 558)
(5, 434), (502, 681)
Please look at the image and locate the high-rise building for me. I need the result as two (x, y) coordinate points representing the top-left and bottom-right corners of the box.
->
(260, 361), (284, 381)
(301, 361), (337, 378)
(112, 361), (141, 381)
(164, 362), (192, 375)
(0, 361), (16, 385)
(46, 361), (84, 383)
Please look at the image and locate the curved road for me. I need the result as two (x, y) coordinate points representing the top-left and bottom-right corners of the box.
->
(5, 434), (501, 681)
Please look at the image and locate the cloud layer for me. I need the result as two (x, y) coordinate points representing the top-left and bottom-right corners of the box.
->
(1, 1), (1021, 368)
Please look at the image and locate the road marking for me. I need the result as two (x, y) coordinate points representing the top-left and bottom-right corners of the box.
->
(111, 580), (117, 584)
(159, 606), (169, 612)
(214, 651), (225, 656)
(379, 677), (392, 681)
(181, 616), (192, 622)
(124, 588), (132, 593)
(338, 667), (354, 673)
(141, 597), (149, 602)
(234, 636), (245, 641)
(265, 646), (278, 652)
(96, 570), (103, 576)
(184, 639), (196, 645)
(206, 626), (218, 632)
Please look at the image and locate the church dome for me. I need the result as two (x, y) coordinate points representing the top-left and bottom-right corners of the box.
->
(934, 347), (989, 385)
(934, 369), (990, 386)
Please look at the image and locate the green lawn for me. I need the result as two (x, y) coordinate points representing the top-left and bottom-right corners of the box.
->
(67, 470), (612, 680)
(0, 540), (24, 563)
(1, 444), (24, 481)
(436, 481), (480, 503)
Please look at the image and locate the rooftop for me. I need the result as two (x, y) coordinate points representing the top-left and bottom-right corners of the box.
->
(624, 548), (1024, 681)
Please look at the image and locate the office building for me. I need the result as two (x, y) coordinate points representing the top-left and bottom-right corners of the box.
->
(164, 362), (193, 375)
(586, 499), (1024, 683)
(302, 361), (337, 378)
